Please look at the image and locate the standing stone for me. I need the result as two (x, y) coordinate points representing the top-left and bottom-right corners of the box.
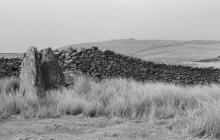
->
(19, 47), (45, 99)
(41, 48), (65, 90)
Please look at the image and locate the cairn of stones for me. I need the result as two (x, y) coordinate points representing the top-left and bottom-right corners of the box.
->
(1, 47), (220, 85)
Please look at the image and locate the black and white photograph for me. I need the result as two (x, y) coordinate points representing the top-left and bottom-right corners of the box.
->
(0, 0), (220, 139)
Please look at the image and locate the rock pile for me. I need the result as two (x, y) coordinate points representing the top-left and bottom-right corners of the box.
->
(1, 47), (220, 85)
(55, 47), (220, 85)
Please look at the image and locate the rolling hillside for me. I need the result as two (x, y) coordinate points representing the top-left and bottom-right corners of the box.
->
(1, 39), (220, 66)
(60, 39), (220, 64)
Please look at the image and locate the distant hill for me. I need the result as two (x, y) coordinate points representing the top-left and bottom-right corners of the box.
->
(196, 56), (220, 62)
(1, 39), (220, 65)
(0, 53), (23, 58)
(59, 39), (220, 64)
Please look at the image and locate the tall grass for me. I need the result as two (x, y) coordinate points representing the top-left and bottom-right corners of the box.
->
(0, 77), (19, 94)
(0, 76), (220, 138)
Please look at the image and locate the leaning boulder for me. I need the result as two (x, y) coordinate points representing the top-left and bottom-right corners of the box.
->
(41, 48), (65, 90)
(19, 47), (45, 99)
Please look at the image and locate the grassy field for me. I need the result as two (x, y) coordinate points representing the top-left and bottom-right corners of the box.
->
(0, 76), (220, 139)
(183, 61), (220, 69)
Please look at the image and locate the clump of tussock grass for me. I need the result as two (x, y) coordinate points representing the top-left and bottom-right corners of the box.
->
(0, 77), (19, 94)
(0, 75), (220, 138)
(187, 102), (220, 139)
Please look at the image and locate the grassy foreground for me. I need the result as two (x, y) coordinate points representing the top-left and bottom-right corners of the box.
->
(0, 76), (220, 139)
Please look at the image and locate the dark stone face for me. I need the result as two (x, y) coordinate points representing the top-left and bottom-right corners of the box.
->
(41, 47), (65, 90)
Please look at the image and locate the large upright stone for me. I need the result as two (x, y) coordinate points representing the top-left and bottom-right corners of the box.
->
(19, 47), (45, 99)
(41, 48), (65, 90)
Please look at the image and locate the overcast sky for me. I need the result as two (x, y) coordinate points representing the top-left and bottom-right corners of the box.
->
(0, 0), (220, 52)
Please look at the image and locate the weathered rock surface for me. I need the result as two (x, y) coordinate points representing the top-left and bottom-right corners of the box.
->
(40, 48), (65, 90)
(63, 70), (84, 87)
(19, 47), (45, 99)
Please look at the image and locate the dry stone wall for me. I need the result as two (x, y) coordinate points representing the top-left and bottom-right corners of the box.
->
(0, 57), (21, 78)
(1, 47), (220, 85)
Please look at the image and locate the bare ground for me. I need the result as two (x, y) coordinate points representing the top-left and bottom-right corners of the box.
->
(0, 115), (214, 140)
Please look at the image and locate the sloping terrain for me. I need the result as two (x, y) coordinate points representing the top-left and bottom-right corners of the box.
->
(1, 39), (220, 65)
(0, 115), (209, 140)
(183, 56), (220, 68)
(197, 56), (220, 62)
(60, 39), (220, 64)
